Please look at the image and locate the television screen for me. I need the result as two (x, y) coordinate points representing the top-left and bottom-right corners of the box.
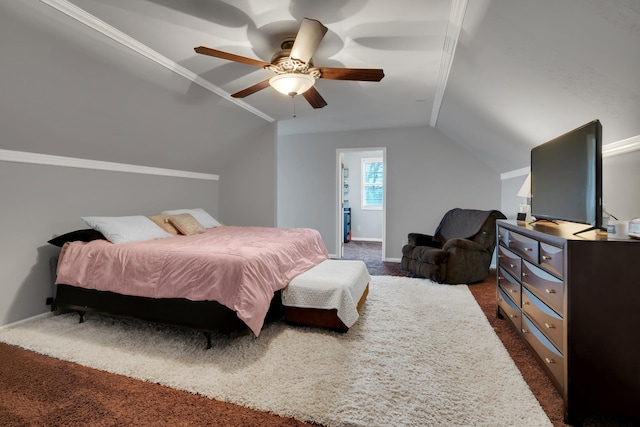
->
(530, 120), (602, 230)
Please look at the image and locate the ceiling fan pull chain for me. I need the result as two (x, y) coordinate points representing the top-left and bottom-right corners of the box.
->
(291, 95), (297, 118)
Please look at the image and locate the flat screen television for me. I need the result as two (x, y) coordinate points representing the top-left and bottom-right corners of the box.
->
(530, 119), (603, 234)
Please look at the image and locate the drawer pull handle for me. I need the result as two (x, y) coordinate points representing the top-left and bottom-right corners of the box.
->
(542, 255), (551, 261)
(545, 288), (556, 294)
(509, 263), (516, 268)
(523, 301), (530, 305)
(522, 272), (528, 278)
(509, 314), (517, 319)
(524, 247), (533, 252)
(508, 239), (514, 244)
(509, 289), (516, 293)
(544, 323), (554, 329)
(544, 357), (555, 364)
(522, 328), (528, 334)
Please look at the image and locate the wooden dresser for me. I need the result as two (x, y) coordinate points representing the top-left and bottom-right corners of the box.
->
(496, 220), (640, 425)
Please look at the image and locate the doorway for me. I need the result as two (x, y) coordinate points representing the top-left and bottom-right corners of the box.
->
(337, 148), (386, 261)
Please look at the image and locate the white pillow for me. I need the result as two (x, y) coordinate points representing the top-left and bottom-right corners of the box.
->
(81, 215), (174, 244)
(161, 208), (221, 228)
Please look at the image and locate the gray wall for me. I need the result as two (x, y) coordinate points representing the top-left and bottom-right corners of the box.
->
(0, 161), (218, 325)
(343, 150), (383, 241)
(217, 122), (277, 227)
(0, 1), (277, 326)
(602, 150), (640, 222)
(278, 125), (502, 260)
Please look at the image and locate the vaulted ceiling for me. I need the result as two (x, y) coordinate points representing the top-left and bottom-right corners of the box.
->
(8, 0), (640, 174)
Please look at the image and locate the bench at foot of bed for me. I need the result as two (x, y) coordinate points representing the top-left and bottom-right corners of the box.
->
(281, 259), (371, 331)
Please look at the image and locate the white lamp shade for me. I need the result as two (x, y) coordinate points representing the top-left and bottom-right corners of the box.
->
(269, 73), (315, 96)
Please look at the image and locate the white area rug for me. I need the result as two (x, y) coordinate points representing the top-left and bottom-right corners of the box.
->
(0, 276), (551, 427)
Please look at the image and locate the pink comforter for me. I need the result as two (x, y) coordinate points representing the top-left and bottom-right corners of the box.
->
(55, 226), (328, 336)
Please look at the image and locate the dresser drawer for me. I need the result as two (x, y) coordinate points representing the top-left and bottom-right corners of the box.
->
(522, 260), (564, 315)
(497, 226), (509, 247)
(540, 242), (564, 279)
(522, 287), (564, 353)
(522, 315), (564, 392)
(498, 287), (521, 332)
(507, 231), (539, 264)
(498, 266), (521, 306)
(498, 245), (521, 281)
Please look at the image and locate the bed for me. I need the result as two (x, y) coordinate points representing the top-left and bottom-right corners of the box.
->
(53, 225), (329, 348)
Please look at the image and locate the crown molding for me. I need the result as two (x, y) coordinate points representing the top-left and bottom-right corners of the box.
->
(430, 0), (468, 127)
(39, 0), (274, 124)
(0, 149), (219, 181)
(603, 134), (640, 158)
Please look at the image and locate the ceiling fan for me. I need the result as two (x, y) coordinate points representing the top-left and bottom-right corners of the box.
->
(194, 18), (384, 109)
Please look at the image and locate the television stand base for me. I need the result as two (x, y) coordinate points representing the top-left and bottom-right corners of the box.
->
(573, 225), (604, 236)
(530, 218), (559, 225)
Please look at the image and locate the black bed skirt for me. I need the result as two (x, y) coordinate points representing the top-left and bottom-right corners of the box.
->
(54, 284), (284, 336)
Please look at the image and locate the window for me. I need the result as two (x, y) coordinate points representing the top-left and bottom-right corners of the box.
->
(361, 157), (383, 210)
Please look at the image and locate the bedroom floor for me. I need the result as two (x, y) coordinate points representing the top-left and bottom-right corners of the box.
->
(341, 241), (404, 276)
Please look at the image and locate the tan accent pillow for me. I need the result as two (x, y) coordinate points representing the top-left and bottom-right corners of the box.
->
(148, 214), (179, 235)
(168, 213), (206, 235)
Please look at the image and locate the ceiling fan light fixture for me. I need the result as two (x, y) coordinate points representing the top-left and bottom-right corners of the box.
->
(269, 73), (315, 97)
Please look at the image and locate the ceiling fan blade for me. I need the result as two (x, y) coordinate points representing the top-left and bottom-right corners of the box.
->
(231, 79), (272, 98)
(290, 18), (328, 64)
(317, 67), (385, 82)
(302, 86), (327, 109)
(194, 46), (271, 69)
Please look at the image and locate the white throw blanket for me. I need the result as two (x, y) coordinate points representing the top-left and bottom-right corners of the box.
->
(281, 259), (371, 327)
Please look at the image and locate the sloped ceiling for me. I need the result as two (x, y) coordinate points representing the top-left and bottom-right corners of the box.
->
(439, 0), (640, 172)
(5, 0), (640, 174)
(0, 0), (272, 174)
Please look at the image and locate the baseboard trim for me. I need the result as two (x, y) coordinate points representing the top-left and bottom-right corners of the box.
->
(349, 238), (383, 242)
(0, 312), (54, 331)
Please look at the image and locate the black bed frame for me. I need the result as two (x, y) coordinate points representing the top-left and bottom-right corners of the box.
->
(54, 284), (284, 349)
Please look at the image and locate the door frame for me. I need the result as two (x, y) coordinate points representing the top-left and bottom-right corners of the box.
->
(336, 147), (386, 260)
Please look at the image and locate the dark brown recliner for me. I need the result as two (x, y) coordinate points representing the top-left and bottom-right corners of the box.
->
(401, 208), (506, 284)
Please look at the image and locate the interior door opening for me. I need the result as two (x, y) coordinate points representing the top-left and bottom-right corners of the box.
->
(337, 148), (386, 262)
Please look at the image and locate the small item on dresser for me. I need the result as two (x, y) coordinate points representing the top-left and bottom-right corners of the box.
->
(628, 218), (640, 239)
(607, 219), (629, 240)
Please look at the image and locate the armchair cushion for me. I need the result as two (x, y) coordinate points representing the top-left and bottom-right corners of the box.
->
(407, 233), (441, 248)
(411, 247), (449, 264)
(401, 208), (506, 284)
(442, 238), (486, 252)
